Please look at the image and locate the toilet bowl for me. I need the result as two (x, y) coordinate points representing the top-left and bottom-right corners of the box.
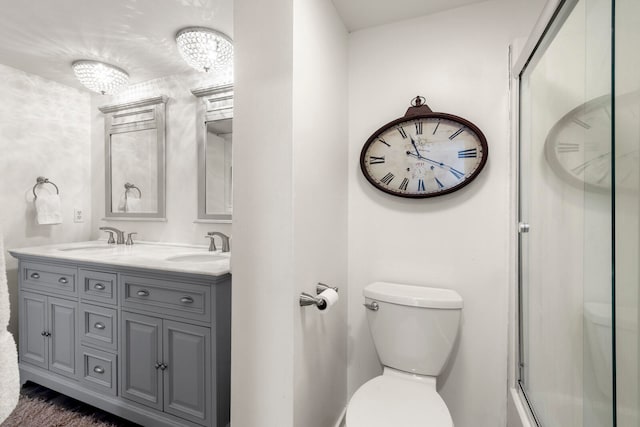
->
(346, 282), (462, 427)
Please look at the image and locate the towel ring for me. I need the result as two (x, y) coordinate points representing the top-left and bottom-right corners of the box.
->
(33, 176), (59, 199)
(124, 182), (142, 198)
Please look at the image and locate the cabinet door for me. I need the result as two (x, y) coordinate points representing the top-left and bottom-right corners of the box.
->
(163, 320), (211, 426)
(19, 292), (48, 369)
(121, 311), (163, 410)
(48, 296), (78, 379)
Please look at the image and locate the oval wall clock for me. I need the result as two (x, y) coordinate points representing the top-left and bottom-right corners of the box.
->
(360, 96), (488, 198)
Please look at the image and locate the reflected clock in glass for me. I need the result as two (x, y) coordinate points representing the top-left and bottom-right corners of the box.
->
(544, 92), (640, 191)
(360, 96), (488, 198)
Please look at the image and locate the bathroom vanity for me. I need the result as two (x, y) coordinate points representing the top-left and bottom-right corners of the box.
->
(9, 241), (231, 427)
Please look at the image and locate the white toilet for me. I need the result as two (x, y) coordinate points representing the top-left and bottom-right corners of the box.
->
(346, 282), (463, 427)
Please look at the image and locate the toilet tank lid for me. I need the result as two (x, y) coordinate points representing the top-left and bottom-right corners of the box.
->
(364, 282), (463, 309)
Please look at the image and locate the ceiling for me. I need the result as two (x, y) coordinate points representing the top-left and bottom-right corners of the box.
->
(331, 0), (491, 32)
(0, 0), (488, 92)
(0, 0), (233, 91)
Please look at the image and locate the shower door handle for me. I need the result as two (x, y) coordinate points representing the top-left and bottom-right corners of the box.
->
(518, 222), (530, 233)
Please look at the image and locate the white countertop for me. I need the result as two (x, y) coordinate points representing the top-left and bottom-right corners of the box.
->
(9, 240), (231, 277)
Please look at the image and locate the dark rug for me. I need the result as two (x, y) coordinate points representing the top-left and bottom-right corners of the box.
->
(1, 383), (139, 427)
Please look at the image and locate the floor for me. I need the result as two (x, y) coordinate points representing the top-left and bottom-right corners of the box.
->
(2, 382), (140, 427)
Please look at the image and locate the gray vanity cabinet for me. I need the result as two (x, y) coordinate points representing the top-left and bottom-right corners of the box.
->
(14, 255), (230, 427)
(19, 291), (77, 380)
(122, 312), (211, 425)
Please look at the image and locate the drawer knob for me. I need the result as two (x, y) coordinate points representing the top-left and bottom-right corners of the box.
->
(93, 366), (105, 374)
(137, 290), (150, 297)
(180, 296), (194, 304)
(94, 322), (106, 330)
(30, 273), (40, 279)
(58, 277), (68, 284)
(94, 283), (106, 290)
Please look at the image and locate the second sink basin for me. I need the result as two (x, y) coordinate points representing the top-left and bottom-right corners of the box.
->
(165, 253), (229, 263)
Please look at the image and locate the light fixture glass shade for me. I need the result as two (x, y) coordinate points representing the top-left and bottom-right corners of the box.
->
(176, 27), (233, 73)
(71, 60), (129, 95)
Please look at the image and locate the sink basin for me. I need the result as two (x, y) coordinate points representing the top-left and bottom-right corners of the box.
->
(58, 245), (116, 252)
(166, 253), (229, 263)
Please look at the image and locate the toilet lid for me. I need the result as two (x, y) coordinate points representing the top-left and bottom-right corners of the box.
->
(346, 375), (453, 427)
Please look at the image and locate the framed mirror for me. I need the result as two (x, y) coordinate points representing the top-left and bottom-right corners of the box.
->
(192, 84), (233, 222)
(99, 96), (167, 219)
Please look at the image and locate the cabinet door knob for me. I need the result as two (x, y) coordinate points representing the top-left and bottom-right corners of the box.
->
(58, 277), (68, 284)
(180, 296), (194, 304)
(137, 290), (150, 297)
(93, 366), (105, 374)
(94, 322), (105, 330)
(30, 273), (40, 279)
(160, 363), (168, 371)
(155, 362), (162, 370)
(41, 331), (47, 336)
(94, 283), (106, 290)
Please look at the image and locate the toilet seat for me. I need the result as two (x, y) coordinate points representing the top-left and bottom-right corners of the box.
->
(346, 373), (453, 427)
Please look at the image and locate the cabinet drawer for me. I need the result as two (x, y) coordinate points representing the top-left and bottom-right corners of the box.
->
(22, 262), (77, 297)
(80, 303), (117, 351)
(79, 270), (117, 305)
(121, 275), (210, 323)
(79, 346), (117, 396)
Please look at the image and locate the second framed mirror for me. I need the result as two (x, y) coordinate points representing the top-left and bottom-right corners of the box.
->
(192, 84), (233, 222)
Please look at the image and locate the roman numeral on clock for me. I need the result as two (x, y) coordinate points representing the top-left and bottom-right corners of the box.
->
(381, 173), (395, 185)
(415, 121), (423, 135)
(449, 127), (464, 140)
(399, 178), (409, 190)
(450, 168), (465, 179)
(378, 137), (390, 147)
(458, 148), (477, 158)
(397, 127), (408, 139)
(417, 179), (425, 191)
(369, 156), (385, 164)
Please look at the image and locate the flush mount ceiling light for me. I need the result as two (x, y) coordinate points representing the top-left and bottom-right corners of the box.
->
(176, 27), (233, 73)
(71, 60), (129, 95)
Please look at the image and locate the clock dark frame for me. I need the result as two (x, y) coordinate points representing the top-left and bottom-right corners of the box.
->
(360, 110), (489, 198)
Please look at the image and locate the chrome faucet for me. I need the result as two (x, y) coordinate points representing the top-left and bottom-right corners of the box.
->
(205, 232), (230, 252)
(99, 226), (125, 245)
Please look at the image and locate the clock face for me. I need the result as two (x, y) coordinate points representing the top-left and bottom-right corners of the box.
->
(545, 93), (639, 191)
(360, 114), (488, 198)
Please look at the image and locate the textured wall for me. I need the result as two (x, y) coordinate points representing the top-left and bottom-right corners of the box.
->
(0, 63), (92, 339)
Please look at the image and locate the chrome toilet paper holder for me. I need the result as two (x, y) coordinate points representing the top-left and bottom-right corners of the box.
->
(299, 283), (338, 310)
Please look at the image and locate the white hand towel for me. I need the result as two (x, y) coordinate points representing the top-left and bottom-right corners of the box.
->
(35, 193), (62, 225)
(0, 233), (20, 422)
(117, 193), (127, 212)
(126, 196), (142, 213)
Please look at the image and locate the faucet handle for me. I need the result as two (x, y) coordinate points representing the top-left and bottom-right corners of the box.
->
(104, 231), (116, 245)
(204, 235), (217, 252)
(126, 232), (137, 246)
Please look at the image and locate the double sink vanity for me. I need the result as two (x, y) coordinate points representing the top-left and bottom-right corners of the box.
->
(10, 240), (231, 427)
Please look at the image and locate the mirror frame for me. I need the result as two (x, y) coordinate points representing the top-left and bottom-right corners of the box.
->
(99, 95), (168, 220)
(192, 84), (234, 222)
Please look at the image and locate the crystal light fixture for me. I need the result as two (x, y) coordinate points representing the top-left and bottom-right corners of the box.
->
(71, 60), (129, 95)
(176, 27), (233, 73)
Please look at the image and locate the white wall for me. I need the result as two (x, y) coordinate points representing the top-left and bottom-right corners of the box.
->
(90, 71), (232, 244)
(292, 0), (348, 426)
(232, 0), (348, 425)
(347, 1), (544, 426)
(0, 63), (92, 339)
(232, 0), (295, 424)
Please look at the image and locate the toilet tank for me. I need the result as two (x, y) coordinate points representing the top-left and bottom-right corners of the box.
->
(364, 282), (463, 376)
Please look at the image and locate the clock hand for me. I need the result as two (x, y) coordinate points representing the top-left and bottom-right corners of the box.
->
(406, 151), (465, 179)
(409, 135), (421, 156)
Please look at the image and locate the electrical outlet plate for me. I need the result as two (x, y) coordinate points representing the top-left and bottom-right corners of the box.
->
(74, 208), (84, 223)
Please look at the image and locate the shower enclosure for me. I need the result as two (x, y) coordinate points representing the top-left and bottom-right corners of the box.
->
(517, 0), (639, 425)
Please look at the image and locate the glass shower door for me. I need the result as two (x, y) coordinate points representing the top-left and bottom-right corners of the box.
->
(518, 0), (614, 426)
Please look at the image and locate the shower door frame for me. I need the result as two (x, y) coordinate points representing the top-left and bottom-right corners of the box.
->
(509, 0), (615, 425)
